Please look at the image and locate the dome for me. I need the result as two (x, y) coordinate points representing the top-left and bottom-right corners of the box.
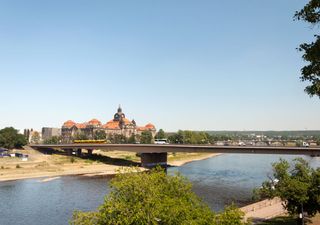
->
(88, 118), (102, 126)
(145, 123), (155, 129)
(63, 120), (76, 128)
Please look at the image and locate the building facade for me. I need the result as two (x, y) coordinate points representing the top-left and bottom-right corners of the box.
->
(61, 106), (156, 143)
(42, 127), (61, 141)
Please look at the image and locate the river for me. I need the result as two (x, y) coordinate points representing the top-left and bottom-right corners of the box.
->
(0, 154), (319, 225)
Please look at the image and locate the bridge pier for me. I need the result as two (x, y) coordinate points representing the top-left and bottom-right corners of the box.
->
(87, 149), (93, 156)
(76, 148), (82, 156)
(140, 153), (167, 169)
(65, 149), (73, 156)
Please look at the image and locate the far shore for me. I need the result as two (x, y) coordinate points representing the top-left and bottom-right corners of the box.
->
(0, 149), (220, 182)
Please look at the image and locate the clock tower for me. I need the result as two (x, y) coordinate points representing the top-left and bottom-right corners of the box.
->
(113, 105), (125, 121)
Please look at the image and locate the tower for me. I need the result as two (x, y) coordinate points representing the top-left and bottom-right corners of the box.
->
(113, 105), (126, 121)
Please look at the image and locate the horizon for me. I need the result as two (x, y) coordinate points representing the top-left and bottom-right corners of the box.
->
(1, 0), (320, 131)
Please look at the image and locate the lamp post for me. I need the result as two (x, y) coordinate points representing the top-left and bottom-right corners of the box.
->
(299, 203), (304, 225)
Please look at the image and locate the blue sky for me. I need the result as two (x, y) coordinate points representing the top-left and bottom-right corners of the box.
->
(0, 0), (319, 132)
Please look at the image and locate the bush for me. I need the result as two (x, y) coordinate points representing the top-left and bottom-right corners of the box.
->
(70, 157), (75, 163)
(71, 167), (248, 225)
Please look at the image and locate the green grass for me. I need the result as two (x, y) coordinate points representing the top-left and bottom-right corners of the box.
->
(258, 216), (298, 225)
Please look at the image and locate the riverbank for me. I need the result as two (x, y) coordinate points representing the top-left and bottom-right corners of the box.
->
(241, 197), (286, 224)
(0, 149), (218, 182)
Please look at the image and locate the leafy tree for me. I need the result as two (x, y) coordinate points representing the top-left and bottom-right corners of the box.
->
(43, 136), (61, 144)
(294, 1), (320, 97)
(155, 129), (166, 139)
(127, 134), (136, 144)
(255, 158), (320, 224)
(71, 167), (248, 225)
(94, 130), (106, 140)
(108, 134), (127, 144)
(73, 132), (89, 140)
(167, 130), (183, 144)
(167, 130), (211, 144)
(30, 131), (41, 144)
(0, 127), (27, 149)
(140, 131), (153, 144)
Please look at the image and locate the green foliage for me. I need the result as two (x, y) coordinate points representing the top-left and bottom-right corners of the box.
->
(108, 134), (127, 144)
(71, 168), (248, 225)
(30, 131), (40, 144)
(140, 131), (153, 144)
(43, 136), (61, 144)
(127, 134), (136, 144)
(73, 132), (89, 140)
(167, 130), (210, 144)
(294, 1), (320, 97)
(0, 127), (27, 149)
(215, 205), (247, 225)
(94, 130), (106, 140)
(258, 216), (298, 225)
(70, 157), (76, 163)
(155, 129), (166, 139)
(167, 130), (184, 144)
(255, 158), (320, 218)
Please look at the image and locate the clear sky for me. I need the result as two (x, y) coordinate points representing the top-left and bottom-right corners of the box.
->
(0, 0), (319, 132)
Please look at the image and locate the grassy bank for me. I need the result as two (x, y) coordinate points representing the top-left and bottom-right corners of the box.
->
(0, 149), (217, 181)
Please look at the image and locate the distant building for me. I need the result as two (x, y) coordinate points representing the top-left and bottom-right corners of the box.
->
(24, 128), (42, 144)
(42, 127), (61, 141)
(61, 106), (156, 143)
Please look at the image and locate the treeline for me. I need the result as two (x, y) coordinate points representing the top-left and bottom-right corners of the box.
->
(0, 127), (27, 149)
(207, 130), (320, 141)
(166, 130), (239, 144)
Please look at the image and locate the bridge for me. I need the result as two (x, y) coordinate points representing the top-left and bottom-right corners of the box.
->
(30, 144), (320, 168)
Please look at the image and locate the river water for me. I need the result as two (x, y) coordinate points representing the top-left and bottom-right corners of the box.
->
(0, 154), (319, 225)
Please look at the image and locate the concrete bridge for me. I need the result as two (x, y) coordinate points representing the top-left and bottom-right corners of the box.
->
(30, 144), (320, 168)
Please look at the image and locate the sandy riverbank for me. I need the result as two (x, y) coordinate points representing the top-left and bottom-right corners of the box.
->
(0, 149), (219, 182)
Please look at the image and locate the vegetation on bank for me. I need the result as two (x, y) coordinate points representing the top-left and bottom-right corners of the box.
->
(71, 167), (249, 225)
(254, 158), (320, 224)
(0, 127), (27, 149)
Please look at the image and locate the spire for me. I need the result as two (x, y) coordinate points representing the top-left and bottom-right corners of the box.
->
(117, 104), (122, 113)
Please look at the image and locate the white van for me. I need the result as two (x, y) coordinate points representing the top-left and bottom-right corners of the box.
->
(154, 139), (168, 144)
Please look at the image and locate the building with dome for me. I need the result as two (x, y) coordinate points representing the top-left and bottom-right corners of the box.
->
(61, 106), (156, 143)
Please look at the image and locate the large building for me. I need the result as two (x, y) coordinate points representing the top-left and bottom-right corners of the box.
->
(61, 106), (156, 143)
(42, 127), (61, 141)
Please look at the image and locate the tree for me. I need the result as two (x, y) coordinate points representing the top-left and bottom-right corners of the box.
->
(140, 131), (153, 144)
(155, 129), (166, 139)
(167, 130), (211, 144)
(73, 132), (89, 140)
(108, 134), (127, 144)
(294, 1), (320, 97)
(71, 167), (248, 225)
(167, 131), (183, 144)
(127, 134), (136, 144)
(43, 136), (61, 144)
(0, 127), (27, 149)
(30, 131), (40, 144)
(94, 130), (106, 140)
(255, 158), (320, 224)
